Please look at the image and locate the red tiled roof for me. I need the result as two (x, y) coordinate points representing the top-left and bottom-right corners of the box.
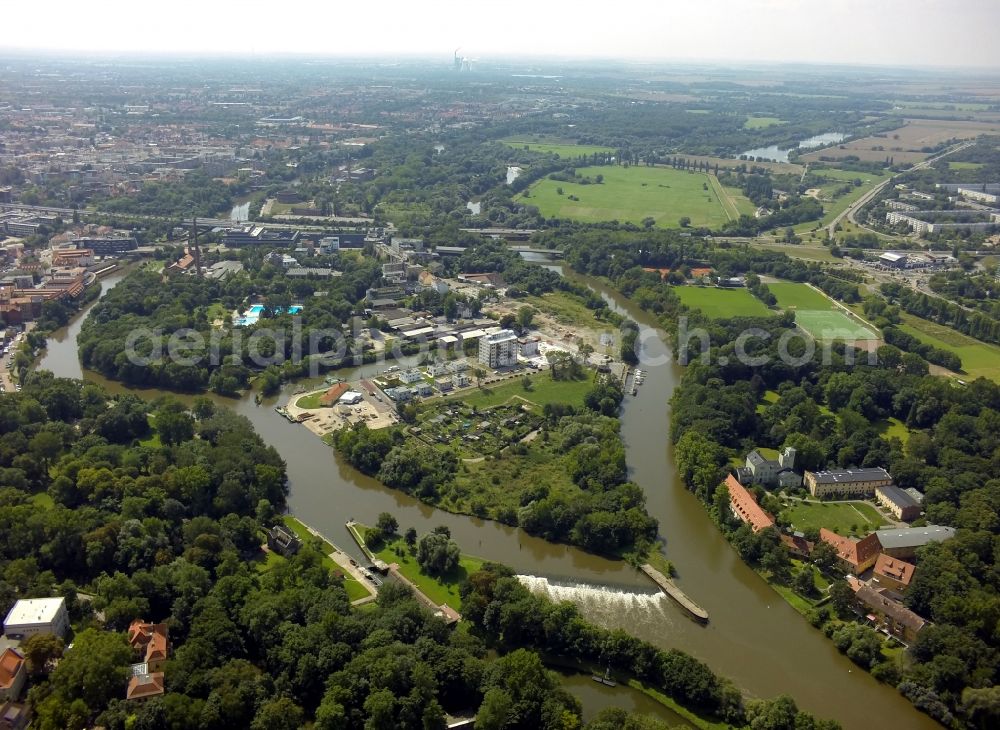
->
(319, 382), (350, 406)
(126, 672), (164, 700)
(0, 649), (24, 690)
(873, 554), (916, 587)
(819, 529), (881, 570)
(724, 474), (775, 533)
(127, 620), (168, 663)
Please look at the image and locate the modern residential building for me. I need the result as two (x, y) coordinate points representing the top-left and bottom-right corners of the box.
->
(804, 467), (893, 498)
(870, 554), (916, 596)
(874, 485), (921, 521)
(723, 474), (775, 533)
(875, 525), (956, 560)
(742, 447), (800, 488)
(0, 650), (25, 701)
(3, 597), (69, 639)
(70, 235), (138, 255)
(818, 529), (882, 573)
(479, 329), (518, 368)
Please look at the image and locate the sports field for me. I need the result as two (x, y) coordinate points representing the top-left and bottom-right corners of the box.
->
(769, 282), (878, 341)
(674, 286), (773, 319)
(518, 165), (751, 228)
(898, 313), (1000, 381)
(502, 138), (615, 158)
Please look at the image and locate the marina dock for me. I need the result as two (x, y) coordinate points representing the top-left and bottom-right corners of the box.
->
(640, 563), (709, 622)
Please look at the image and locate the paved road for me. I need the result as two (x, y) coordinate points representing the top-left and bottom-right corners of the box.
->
(832, 140), (976, 237)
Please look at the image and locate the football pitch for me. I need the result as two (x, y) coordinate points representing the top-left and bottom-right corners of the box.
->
(769, 283), (878, 341)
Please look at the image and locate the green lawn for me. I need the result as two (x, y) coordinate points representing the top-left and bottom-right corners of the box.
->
(878, 417), (911, 444)
(756, 243), (838, 263)
(948, 161), (985, 170)
(792, 169), (889, 233)
(769, 283), (878, 341)
(283, 517), (372, 601)
(780, 501), (887, 537)
(364, 527), (483, 610)
(206, 302), (228, 322)
(521, 291), (611, 332)
(447, 373), (593, 410)
(673, 286), (773, 319)
(502, 138), (615, 158)
(295, 389), (328, 409)
(898, 313), (1000, 381)
(518, 165), (746, 229)
(744, 116), (786, 129)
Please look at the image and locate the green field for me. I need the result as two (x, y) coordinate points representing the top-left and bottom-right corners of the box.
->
(793, 169), (889, 233)
(521, 291), (611, 332)
(674, 286), (773, 319)
(756, 243), (839, 263)
(502, 138), (615, 158)
(780, 500), (888, 537)
(948, 162), (985, 170)
(518, 165), (750, 228)
(365, 527), (484, 609)
(744, 116), (786, 129)
(878, 417), (911, 444)
(898, 313), (1000, 381)
(446, 372), (593, 410)
(769, 283), (878, 341)
(295, 389), (328, 409)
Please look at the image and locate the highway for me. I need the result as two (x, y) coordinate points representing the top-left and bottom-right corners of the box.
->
(829, 140), (976, 237)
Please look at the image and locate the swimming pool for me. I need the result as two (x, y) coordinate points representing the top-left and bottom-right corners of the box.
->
(234, 304), (303, 326)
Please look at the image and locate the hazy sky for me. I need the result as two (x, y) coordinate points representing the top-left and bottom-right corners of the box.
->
(3, 0), (998, 69)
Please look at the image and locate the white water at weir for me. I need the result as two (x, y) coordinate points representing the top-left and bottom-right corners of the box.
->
(517, 575), (674, 625)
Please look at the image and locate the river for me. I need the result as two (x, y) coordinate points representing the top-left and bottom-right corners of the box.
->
(35, 267), (939, 730)
(740, 132), (847, 163)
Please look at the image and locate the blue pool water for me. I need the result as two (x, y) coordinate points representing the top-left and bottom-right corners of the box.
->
(235, 304), (303, 326)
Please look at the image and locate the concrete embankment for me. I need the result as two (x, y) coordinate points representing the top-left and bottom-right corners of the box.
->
(640, 563), (709, 622)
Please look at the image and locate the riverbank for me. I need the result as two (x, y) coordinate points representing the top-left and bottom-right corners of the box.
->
(280, 516), (374, 604)
(32, 256), (944, 730)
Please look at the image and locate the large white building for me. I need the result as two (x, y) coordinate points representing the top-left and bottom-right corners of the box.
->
(478, 329), (518, 368)
(3, 597), (70, 639)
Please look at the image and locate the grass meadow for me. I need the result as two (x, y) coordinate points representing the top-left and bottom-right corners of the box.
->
(518, 165), (751, 228)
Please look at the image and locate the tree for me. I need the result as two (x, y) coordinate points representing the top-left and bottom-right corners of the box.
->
(416, 531), (460, 576)
(404, 527), (417, 547)
(679, 216), (691, 228)
(811, 541), (838, 573)
(829, 580), (855, 618)
(521, 376), (533, 391)
(251, 697), (304, 730)
(793, 567), (816, 598)
(375, 512), (398, 537)
(21, 632), (65, 677)
(31, 628), (131, 727)
(516, 306), (535, 331)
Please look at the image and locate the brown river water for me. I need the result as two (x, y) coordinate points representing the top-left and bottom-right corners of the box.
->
(35, 266), (939, 729)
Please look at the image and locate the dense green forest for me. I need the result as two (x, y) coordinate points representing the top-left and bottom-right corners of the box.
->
(96, 172), (236, 218)
(332, 375), (660, 558)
